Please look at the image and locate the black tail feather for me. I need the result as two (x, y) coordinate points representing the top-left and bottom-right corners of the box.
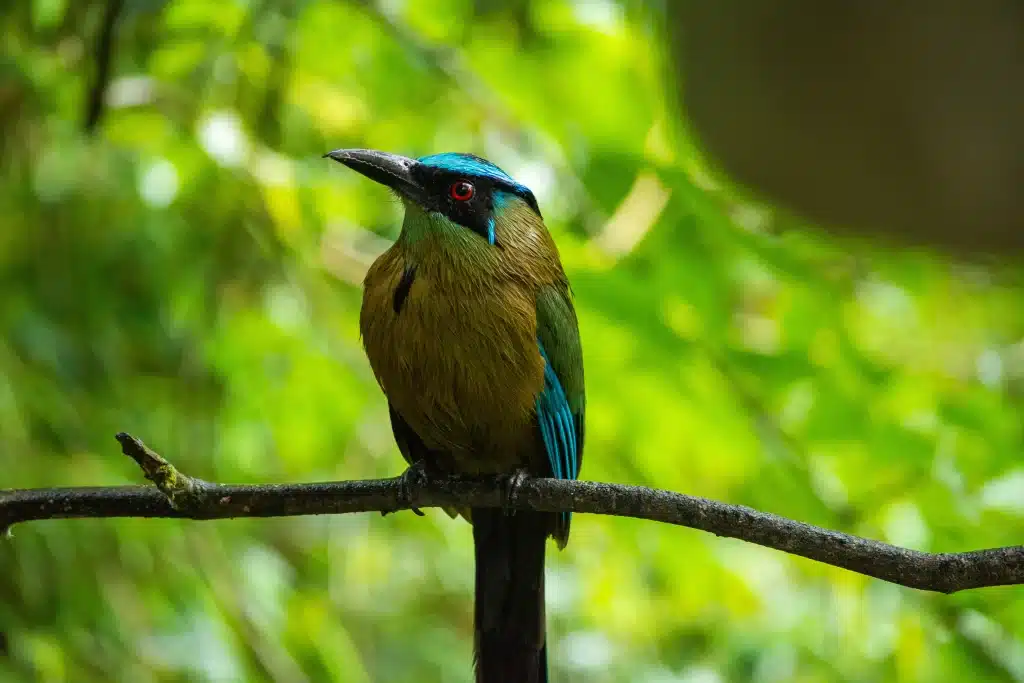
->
(472, 507), (550, 683)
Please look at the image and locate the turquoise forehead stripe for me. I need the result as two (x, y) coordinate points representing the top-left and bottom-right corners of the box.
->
(417, 153), (530, 195)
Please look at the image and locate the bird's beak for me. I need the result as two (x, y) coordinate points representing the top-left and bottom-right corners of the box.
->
(324, 148), (425, 203)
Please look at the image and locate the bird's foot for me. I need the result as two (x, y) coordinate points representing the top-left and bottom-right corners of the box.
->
(387, 460), (430, 517)
(501, 469), (531, 515)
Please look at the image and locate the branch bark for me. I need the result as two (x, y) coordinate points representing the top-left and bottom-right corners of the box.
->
(2, 433), (1022, 595)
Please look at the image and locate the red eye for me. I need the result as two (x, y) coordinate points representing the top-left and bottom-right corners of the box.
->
(449, 181), (475, 201)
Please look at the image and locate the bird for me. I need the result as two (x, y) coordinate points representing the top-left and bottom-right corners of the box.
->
(326, 148), (585, 683)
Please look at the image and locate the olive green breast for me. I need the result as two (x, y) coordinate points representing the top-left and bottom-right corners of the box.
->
(359, 203), (566, 474)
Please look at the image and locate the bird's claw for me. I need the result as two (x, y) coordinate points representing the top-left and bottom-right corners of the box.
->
(501, 469), (530, 515)
(386, 460), (430, 517)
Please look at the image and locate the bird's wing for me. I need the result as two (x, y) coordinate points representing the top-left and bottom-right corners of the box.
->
(535, 283), (585, 546)
(388, 402), (425, 468)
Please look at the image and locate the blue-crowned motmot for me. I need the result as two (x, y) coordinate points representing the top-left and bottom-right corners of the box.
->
(326, 148), (585, 683)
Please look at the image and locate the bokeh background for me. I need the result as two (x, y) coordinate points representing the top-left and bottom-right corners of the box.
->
(5, 1), (1024, 682)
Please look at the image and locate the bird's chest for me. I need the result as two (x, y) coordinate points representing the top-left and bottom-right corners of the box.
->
(360, 253), (544, 462)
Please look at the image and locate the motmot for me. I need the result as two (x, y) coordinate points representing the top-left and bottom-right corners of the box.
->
(326, 148), (585, 682)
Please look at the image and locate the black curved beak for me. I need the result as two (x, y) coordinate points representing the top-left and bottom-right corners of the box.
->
(324, 148), (425, 203)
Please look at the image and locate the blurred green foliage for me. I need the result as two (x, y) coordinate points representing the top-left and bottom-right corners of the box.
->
(4, 1), (1024, 681)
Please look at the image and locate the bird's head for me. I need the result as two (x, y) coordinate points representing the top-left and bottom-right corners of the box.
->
(325, 149), (541, 247)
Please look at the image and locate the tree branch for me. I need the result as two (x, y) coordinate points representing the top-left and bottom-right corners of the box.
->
(2, 433), (1022, 595)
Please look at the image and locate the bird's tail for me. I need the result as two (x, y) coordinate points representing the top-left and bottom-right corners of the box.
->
(472, 507), (551, 683)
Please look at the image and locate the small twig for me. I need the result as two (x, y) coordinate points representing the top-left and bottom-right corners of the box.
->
(114, 432), (211, 509)
(84, 0), (125, 134)
(1, 433), (1023, 595)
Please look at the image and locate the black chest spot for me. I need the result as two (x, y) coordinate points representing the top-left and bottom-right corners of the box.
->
(393, 265), (417, 314)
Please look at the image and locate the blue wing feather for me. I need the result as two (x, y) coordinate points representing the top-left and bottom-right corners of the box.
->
(534, 284), (584, 548)
(536, 341), (579, 535)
